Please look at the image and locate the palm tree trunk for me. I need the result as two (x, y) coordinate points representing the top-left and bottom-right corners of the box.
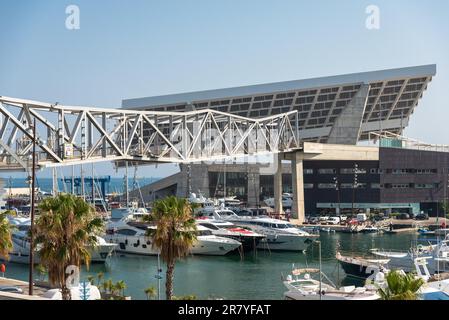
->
(61, 285), (71, 300)
(165, 261), (175, 300)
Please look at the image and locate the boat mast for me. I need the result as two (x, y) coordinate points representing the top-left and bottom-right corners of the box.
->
(318, 240), (322, 301)
(224, 159), (226, 199)
(125, 161), (129, 207)
(91, 163), (95, 205)
(71, 165), (74, 195)
(52, 167), (58, 196)
(28, 118), (37, 296)
(81, 164), (85, 200)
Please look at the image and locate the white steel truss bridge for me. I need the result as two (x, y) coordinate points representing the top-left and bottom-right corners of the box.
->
(0, 96), (301, 171)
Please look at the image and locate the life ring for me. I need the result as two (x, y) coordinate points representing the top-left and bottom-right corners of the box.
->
(417, 244), (424, 252)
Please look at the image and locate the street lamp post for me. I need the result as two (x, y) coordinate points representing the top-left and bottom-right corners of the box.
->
(352, 164), (358, 217)
(333, 176), (341, 221)
(315, 240), (322, 301)
(28, 118), (37, 296)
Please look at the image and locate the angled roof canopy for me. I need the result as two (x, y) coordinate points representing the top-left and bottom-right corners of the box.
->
(123, 64), (436, 143)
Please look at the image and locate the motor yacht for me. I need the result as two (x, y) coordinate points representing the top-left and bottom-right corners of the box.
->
(188, 192), (216, 214)
(3, 217), (116, 264)
(370, 236), (449, 273)
(263, 193), (293, 209)
(336, 251), (390, 279)
(203, 209), (318, 252)
(195, 218), (266, 252)
(104, 215), (242, 256)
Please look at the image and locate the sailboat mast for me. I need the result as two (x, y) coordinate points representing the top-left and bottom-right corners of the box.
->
(125, 161), (129, 207)
(91, 163), (95, 205)
(71, 165), (74, 194)
(52, 167), (58, 196)
(223, 159), (226, 198)
(81, 164), (85, 200)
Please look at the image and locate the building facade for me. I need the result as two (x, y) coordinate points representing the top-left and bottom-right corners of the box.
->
(129, 143), (449, 217)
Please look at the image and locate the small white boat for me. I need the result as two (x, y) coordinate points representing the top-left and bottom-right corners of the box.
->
(370, 236), (449, 273)
(361, 225), (380, 233)
(282, 266), (380, 300)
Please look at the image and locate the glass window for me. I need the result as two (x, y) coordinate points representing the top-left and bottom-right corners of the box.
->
(318, 183), (337, 189)
(117, 229), (137, 236)
(304, 169), (314, 175)
(318, 169), (336, 174)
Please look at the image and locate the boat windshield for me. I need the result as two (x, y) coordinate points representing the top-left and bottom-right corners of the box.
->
(197, 230), (213, 236)
(217, 211), (235, 216)
(198, 223), (220, 230)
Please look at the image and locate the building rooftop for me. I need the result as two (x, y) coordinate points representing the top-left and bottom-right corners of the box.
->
(122, 65), (436, 142)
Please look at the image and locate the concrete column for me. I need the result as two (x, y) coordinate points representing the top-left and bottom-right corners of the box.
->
(292, 152), (305, 223)
(247, 169), (260, 207)
(274, 155), (283, 214)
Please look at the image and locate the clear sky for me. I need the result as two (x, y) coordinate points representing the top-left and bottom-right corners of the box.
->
(0, 0), (448, 179)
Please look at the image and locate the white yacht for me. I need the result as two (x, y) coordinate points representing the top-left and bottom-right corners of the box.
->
(188, 192), (216, 214)
(195, 219), (266, 252)
(370, 236), (449, 273)
(282, 266), (380, 300)
(104, 216), (242, 256)
(4, 217), (116, 264)
(203, 209), (318, 251)
(263, 193), (293, 209)
(217, 196), (241, 209)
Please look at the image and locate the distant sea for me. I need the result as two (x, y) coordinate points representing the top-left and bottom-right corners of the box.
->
(0, 177), (159, 194)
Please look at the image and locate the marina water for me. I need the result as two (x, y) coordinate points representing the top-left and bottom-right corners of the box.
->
(2, 232), (420, 300)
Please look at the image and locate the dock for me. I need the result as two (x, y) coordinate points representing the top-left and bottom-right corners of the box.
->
(0, 277), (49, 300)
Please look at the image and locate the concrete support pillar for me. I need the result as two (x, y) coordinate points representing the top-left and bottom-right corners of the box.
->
(247, 169), (260, 207)
(274, 155), (283, 214)
(292, 152), (305, 223)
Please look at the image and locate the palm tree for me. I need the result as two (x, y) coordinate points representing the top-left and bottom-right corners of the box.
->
(102, 279), (114, 294)
(97, 271), (104, 286)
(145, 196), (197, 300)
(87, 275), (95, 285)
(144, 286), (157, 300)
(378, 270), (425, 300)
(0, 212), (13, 259)
(34, 193), (104, 300)
(115, 280), (127, 297)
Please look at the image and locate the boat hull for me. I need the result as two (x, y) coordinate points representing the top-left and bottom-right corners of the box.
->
(3, 244), (116, 264)
(104, 234), (241, 256)
(284, 290), (379, 300)
(257, 234), (316, 252)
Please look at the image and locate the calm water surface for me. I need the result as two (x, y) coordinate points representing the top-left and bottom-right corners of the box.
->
(3, 232), (421, 300)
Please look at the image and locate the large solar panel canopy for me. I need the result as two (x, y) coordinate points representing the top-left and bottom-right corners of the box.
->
(122, 64), (436, 143)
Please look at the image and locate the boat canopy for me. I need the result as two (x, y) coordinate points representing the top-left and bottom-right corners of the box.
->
(292, 268), (320, 275)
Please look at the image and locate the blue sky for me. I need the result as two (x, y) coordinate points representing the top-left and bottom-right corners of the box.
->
(0, 0), (448, 179)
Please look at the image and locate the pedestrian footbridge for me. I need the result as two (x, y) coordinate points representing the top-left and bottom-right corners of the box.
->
(0, 96), (300, 171)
